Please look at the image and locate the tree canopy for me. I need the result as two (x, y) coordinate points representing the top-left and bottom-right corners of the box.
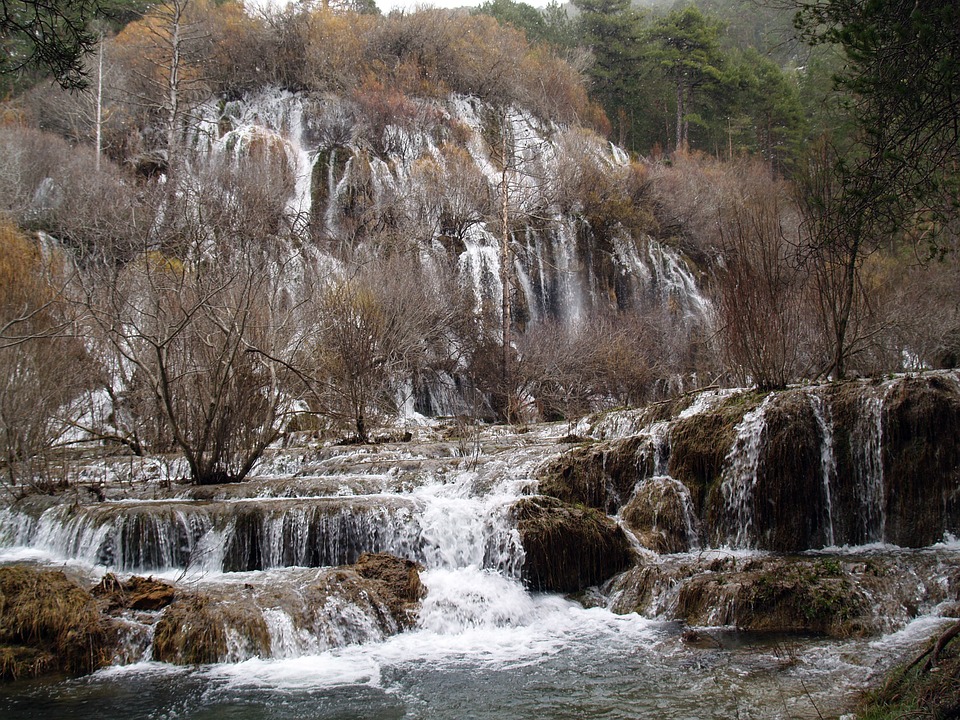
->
(795, 0), (960, 241)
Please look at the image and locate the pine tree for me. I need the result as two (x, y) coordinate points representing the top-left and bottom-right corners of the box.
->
(647, 6), (725, 152)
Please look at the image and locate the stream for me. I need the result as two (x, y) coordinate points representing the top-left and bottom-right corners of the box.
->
(0, 419), (956, 719)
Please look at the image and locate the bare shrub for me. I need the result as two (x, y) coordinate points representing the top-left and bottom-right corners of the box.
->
(715, 164), (812, 389)
(304, 255), (453, 441)
(0, 220), (91, 494)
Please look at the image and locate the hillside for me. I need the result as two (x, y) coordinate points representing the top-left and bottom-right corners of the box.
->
(0, 0), (957, 490)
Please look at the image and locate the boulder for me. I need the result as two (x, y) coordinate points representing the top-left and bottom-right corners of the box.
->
(513, 496), (634, 593)
(608, 553), (958, 638)
(621, 476), (697, 554)
(151, 553), (425, 665)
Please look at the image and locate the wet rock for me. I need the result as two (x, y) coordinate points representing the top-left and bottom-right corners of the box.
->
(353, 552), (425, 629)
(622, 476), (698, 554)
(536, 436), (649, 513)
(513, 496), (634, 593)
(667, 393), (760, 515)
(0, 566), (117, 680)
(749, 390), (826, 551)
(608, 552), (960, 638)
(150, 553), (425, 665)
(673, 563), (870, 637)
(881, 375), (960, 547)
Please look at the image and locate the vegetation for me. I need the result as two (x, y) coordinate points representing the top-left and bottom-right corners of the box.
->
(856, 620), (960, 719)
(0, 0), (955, 492)
(0, 566), (115, 679)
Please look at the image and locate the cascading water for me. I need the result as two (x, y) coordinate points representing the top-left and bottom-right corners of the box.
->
(716, 395), (773, 548)
(855, 387), (889, 543)
(808, 390), (837, 547)
(3, 390), (960, 719)
(201, 90), (714, 335)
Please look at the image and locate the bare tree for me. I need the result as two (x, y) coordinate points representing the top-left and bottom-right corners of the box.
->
(304, 255), (452, 442)
(111, 0), (213, 171)
(716, 166), (811, 389)
(77, 154), (310, 484)
(0, 221), (90, 494)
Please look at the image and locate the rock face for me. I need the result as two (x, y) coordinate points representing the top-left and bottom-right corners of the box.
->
(543, 372), (960, 553)
(513, 497), (634, 593)
(537, 437), (650, 514)
(0, 567), (117, 680)
(880, 375), (960, 547)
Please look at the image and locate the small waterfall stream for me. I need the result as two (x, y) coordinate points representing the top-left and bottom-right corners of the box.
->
(717, 395), (772, 548)
(808, 391), (837, 547)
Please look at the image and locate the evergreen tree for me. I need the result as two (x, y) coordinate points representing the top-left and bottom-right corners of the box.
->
(722, 48), (806, 174)
(646, 5), (725, 152)
(573, 0), (645, 147)
(1, 0), (100, 89)
(474, 0), (549, 44)
(1, 0), (152, 91)
(795, 0), (960, 244)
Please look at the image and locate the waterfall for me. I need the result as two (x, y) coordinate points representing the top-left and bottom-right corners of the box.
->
(198, 90), (713, 339)
(854, 388), (888, 543)
(717, 395), (773, 548)
(808, 391), (837, 547)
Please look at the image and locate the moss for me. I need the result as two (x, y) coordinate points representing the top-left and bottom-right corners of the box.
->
(537, 436), (649, 513)
(0, 566), (117, 680)
(855, 622), (960, 719)
(152, 593), (270, 665)
(668, 391), (761, 510)
(513, 496), (634, 593)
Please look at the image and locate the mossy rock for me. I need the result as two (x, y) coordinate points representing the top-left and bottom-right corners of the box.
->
(513, 496), (634, 593)
(152, 593), (270, 665)
(536, 436), (649, 514)
(668, 392), (761, 512)
(0, 566), (117, 680)
(672, 559), (872, 637)
(352, 552), (425, 630)
(621, 476), (697, 554)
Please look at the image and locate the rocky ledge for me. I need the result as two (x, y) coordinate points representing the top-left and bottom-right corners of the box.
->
(0, 553), (425, 680)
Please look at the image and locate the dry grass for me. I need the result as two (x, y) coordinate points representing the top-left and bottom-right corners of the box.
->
(0, 566), (115, 680)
